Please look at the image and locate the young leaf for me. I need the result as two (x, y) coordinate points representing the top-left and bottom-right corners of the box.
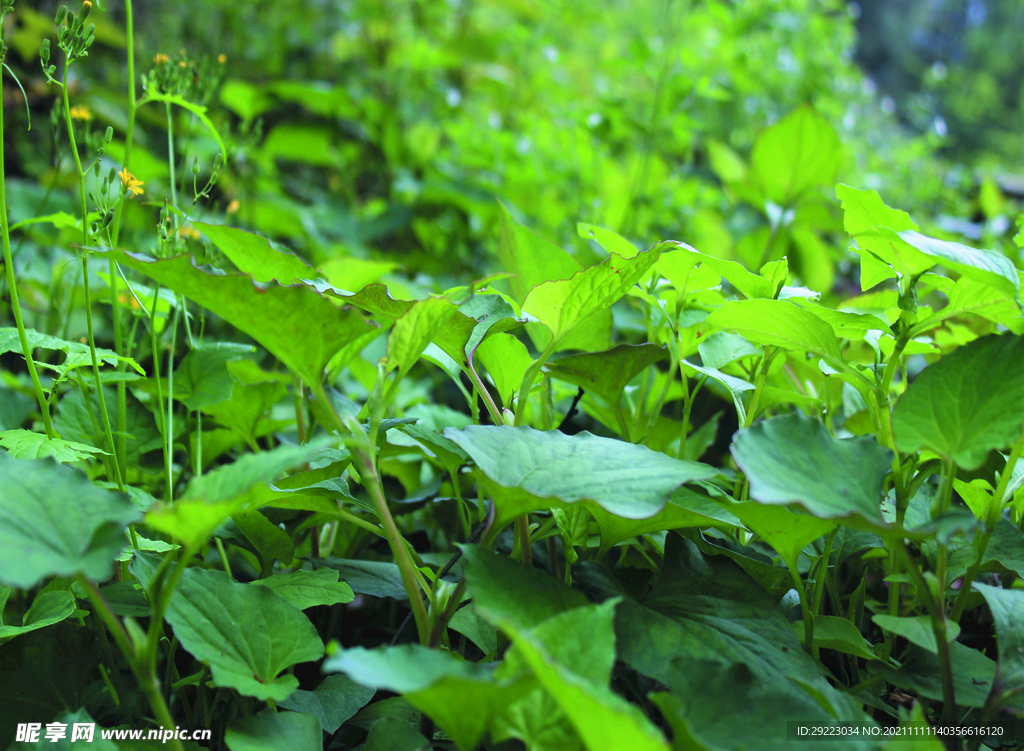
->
(731, 413), (892, 523)
(751, 106), (842, 206)
(475, 333), (533, 410)
(543, 344), (667, 408)
(194, 222), (314, 284)
(386, 297), (459, 376)
(892, 334), (1024, 470)
(251, 568), (355, 610)
(700, 298), (846, 370)
(173, 342), (255, 410)
(276, 675), (375, 734)
(0, 591), (77, 645)
(522, 247), (661, 351)
(0, 453), (140, 588)
(0, 429), (108, 464)
(871, 615), (961, 654)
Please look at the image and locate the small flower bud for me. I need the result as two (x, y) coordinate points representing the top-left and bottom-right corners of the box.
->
(104, 126), (113, 142)
(94, 160), (101, 176)
(55, 5), (67, 24)
(40, 38), (50, 63)
(191, 156), (199, 175)
(81, 1), (91, 20)
(107, 167), (117, 184)
(213, 153), (223, 170)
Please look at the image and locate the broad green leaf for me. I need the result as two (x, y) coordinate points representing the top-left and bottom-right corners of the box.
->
(871, 641), (996, 709)
(871, 615), (960, 654)
(202, 380), (289, 449)
(448, 607), (498, 655)
(898, 230), (1020, 300)
(252, 569), (354, 610)
(173, 342), (254, 410)
(459, 290), (531, 361)
(444, 426), (716, 528)
(10, 211), (85, 232)
(386, 297), (459, 376)
(0, 328), (143, 381)
(494, 603), (670, 751)
(576, 223), (639, 258)
(318, 256), (399, 293)
(793, 615), (878, 661)
(682, 360), (754, 426)
(794, 302), (893, 338)
(724, 500), (836, 567)
(0, 453), (140, 588)
(731, 413), (892, 523)
(133, 561), (323, 702)
(115, 252), (376, 391)
(946, 520), (1024, 585)
(836, 184), (918, 235)
(701, 298), (846, 370)
(55, 387), (162, 467)
(0, 429), (108, 463)
(474, 333), (533, 410)
(194, 223), (313, 284)
(652, 658), (874, 751)
(836, 185), (930, 281)
(751, 106), (842, 206)
(892, 334), (1024, 470)
(323, 644), (525, 751)
(697, 332), (759, 369)
(916, 277), (1023, 334)
(0, 590), (77, 645)
(225, 709), (321, 751)
(498, 205), (610, 352)
(277, 675), (374, 734)
(973, 583), (1024, 705)
(543, 344), (667, 407)
(522, 247), (661, 350)
(232, 509), (295, 568)
(315, 559), (408, 600)
(398, 423), (468, 471)
(654, 249), (724, 296)
(551, 506), (592, 565)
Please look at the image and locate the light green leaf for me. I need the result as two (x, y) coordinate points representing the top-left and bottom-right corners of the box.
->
(725, 500), (836, 567)
(277, 675), (374, 734)
(448, 606), (498, 655)
(194, 223), (313, 284)
(443, 426), (716, 529)
(793, 615), (879, 661)
(973, 583), (1024, 706)
(917, 277), (1023, 334)
(697, 332), (759, 369)
(871, 615), (960, 654)
(898, 230), (1020, 300)
(731, 413), (892, 523)
(315, 559), (408, 600)
(252, 569), (354, 610)
(386, 297), (459, 376)
(871, 641), (996, 709)
(751, 106), (842, 206)
(701, 298), (846, 370)
(543, 344), (666, 407)
(232, 509), (295, 568)
(892, 334), (1024, 470)
(523, 247), (661, 350)
(683, 360), (754, 426)
(0, 590), (77, 645)
(0, 429), (109, 463)
(324, 644), (525, 751)
(225, 709), (321, 751)
(174, 342), (254, 410)
(115, 252), (376, 391)
(133, 560), (323, 702)
(498, 205), (610, 353)
(576, 223), (639, 258)
(475, 333), (533, 410)
(0, 453), (140, 588)
(364, 716), (430, 751)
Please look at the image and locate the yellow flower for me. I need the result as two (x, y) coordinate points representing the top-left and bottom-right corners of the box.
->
(218, 53), (227, 64)
(154, 53), (169, 65)
(179, 61), (187, 68)
(69, 105), (91, 121)
(83, 0), (91, 8)
(119, 168), (144, 198)
(226, 199), (240, 214)
(178, 225), (201, 240)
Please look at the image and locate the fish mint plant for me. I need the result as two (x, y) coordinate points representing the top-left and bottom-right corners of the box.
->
(1, 3), (1024, 751)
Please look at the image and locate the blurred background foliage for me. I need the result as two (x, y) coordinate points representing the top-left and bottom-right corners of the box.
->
(2, 0), (1021, 303)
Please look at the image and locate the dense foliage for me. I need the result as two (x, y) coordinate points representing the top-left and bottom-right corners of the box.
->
(1, 1), (1023, 751)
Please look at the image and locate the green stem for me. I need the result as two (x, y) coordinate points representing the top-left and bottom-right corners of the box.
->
(0, 70), (53, 436)
(743, 346), (773, 429)
(62, 66), (122, 490)
(215, 536), (232, 577)
(513, 339), (559, 427)
(109, 0), (136, 247)
(166, 102), (177, 207)
(786, 559), (815, 657)
(811, 528), (837, 616)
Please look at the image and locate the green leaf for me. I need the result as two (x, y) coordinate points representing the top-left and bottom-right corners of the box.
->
(493, 602), (670, 751)
(871, 615), (960, 654)
(232, 508), (295, 568)
(697, 332), (760, 369)
(724, 501), (836, 568)
(497, 205), (611, 352)
(194, 223), (313, 284)
(522, 247), (661, 350)
(133, 560), (323, 702)
(386, 297), (459, 376)
(315, 559), (408, 600)
(225, 709), (321, 751)
(0, 429), (108, 463)
(543, 344), (666, 407)
(252, 568), (354, 610)
(682, 360), (754, 426)
(917, 277), (1023, 334)
(0, 590), (77, 645)
(751, 106), (842, 206)
(0, 328), (143, 381)
(324, 644), (525, 751)
(0, 453), (140, 588)
(871, 641), (996, 709)
(897, 230), (1021, 300)
(174, 342), (254, 410)
(892, 334), (1024, 470)
(474, 333), (533, 410)
(114, 252), (376, 391)
(576, 223), (639, 258)
(364, 716), (429, 751)
(448, 606), (498, 655)
(443, 426), (716, 529)
(793, 615), (879, 661)
(138, 93), (226, 157)
(731, 413), (892, 523)
(56, 386), (162, 467)
(277, 675), (374, 734)
(701, 298), (846, 370)
(973, 583), (1024, 705)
